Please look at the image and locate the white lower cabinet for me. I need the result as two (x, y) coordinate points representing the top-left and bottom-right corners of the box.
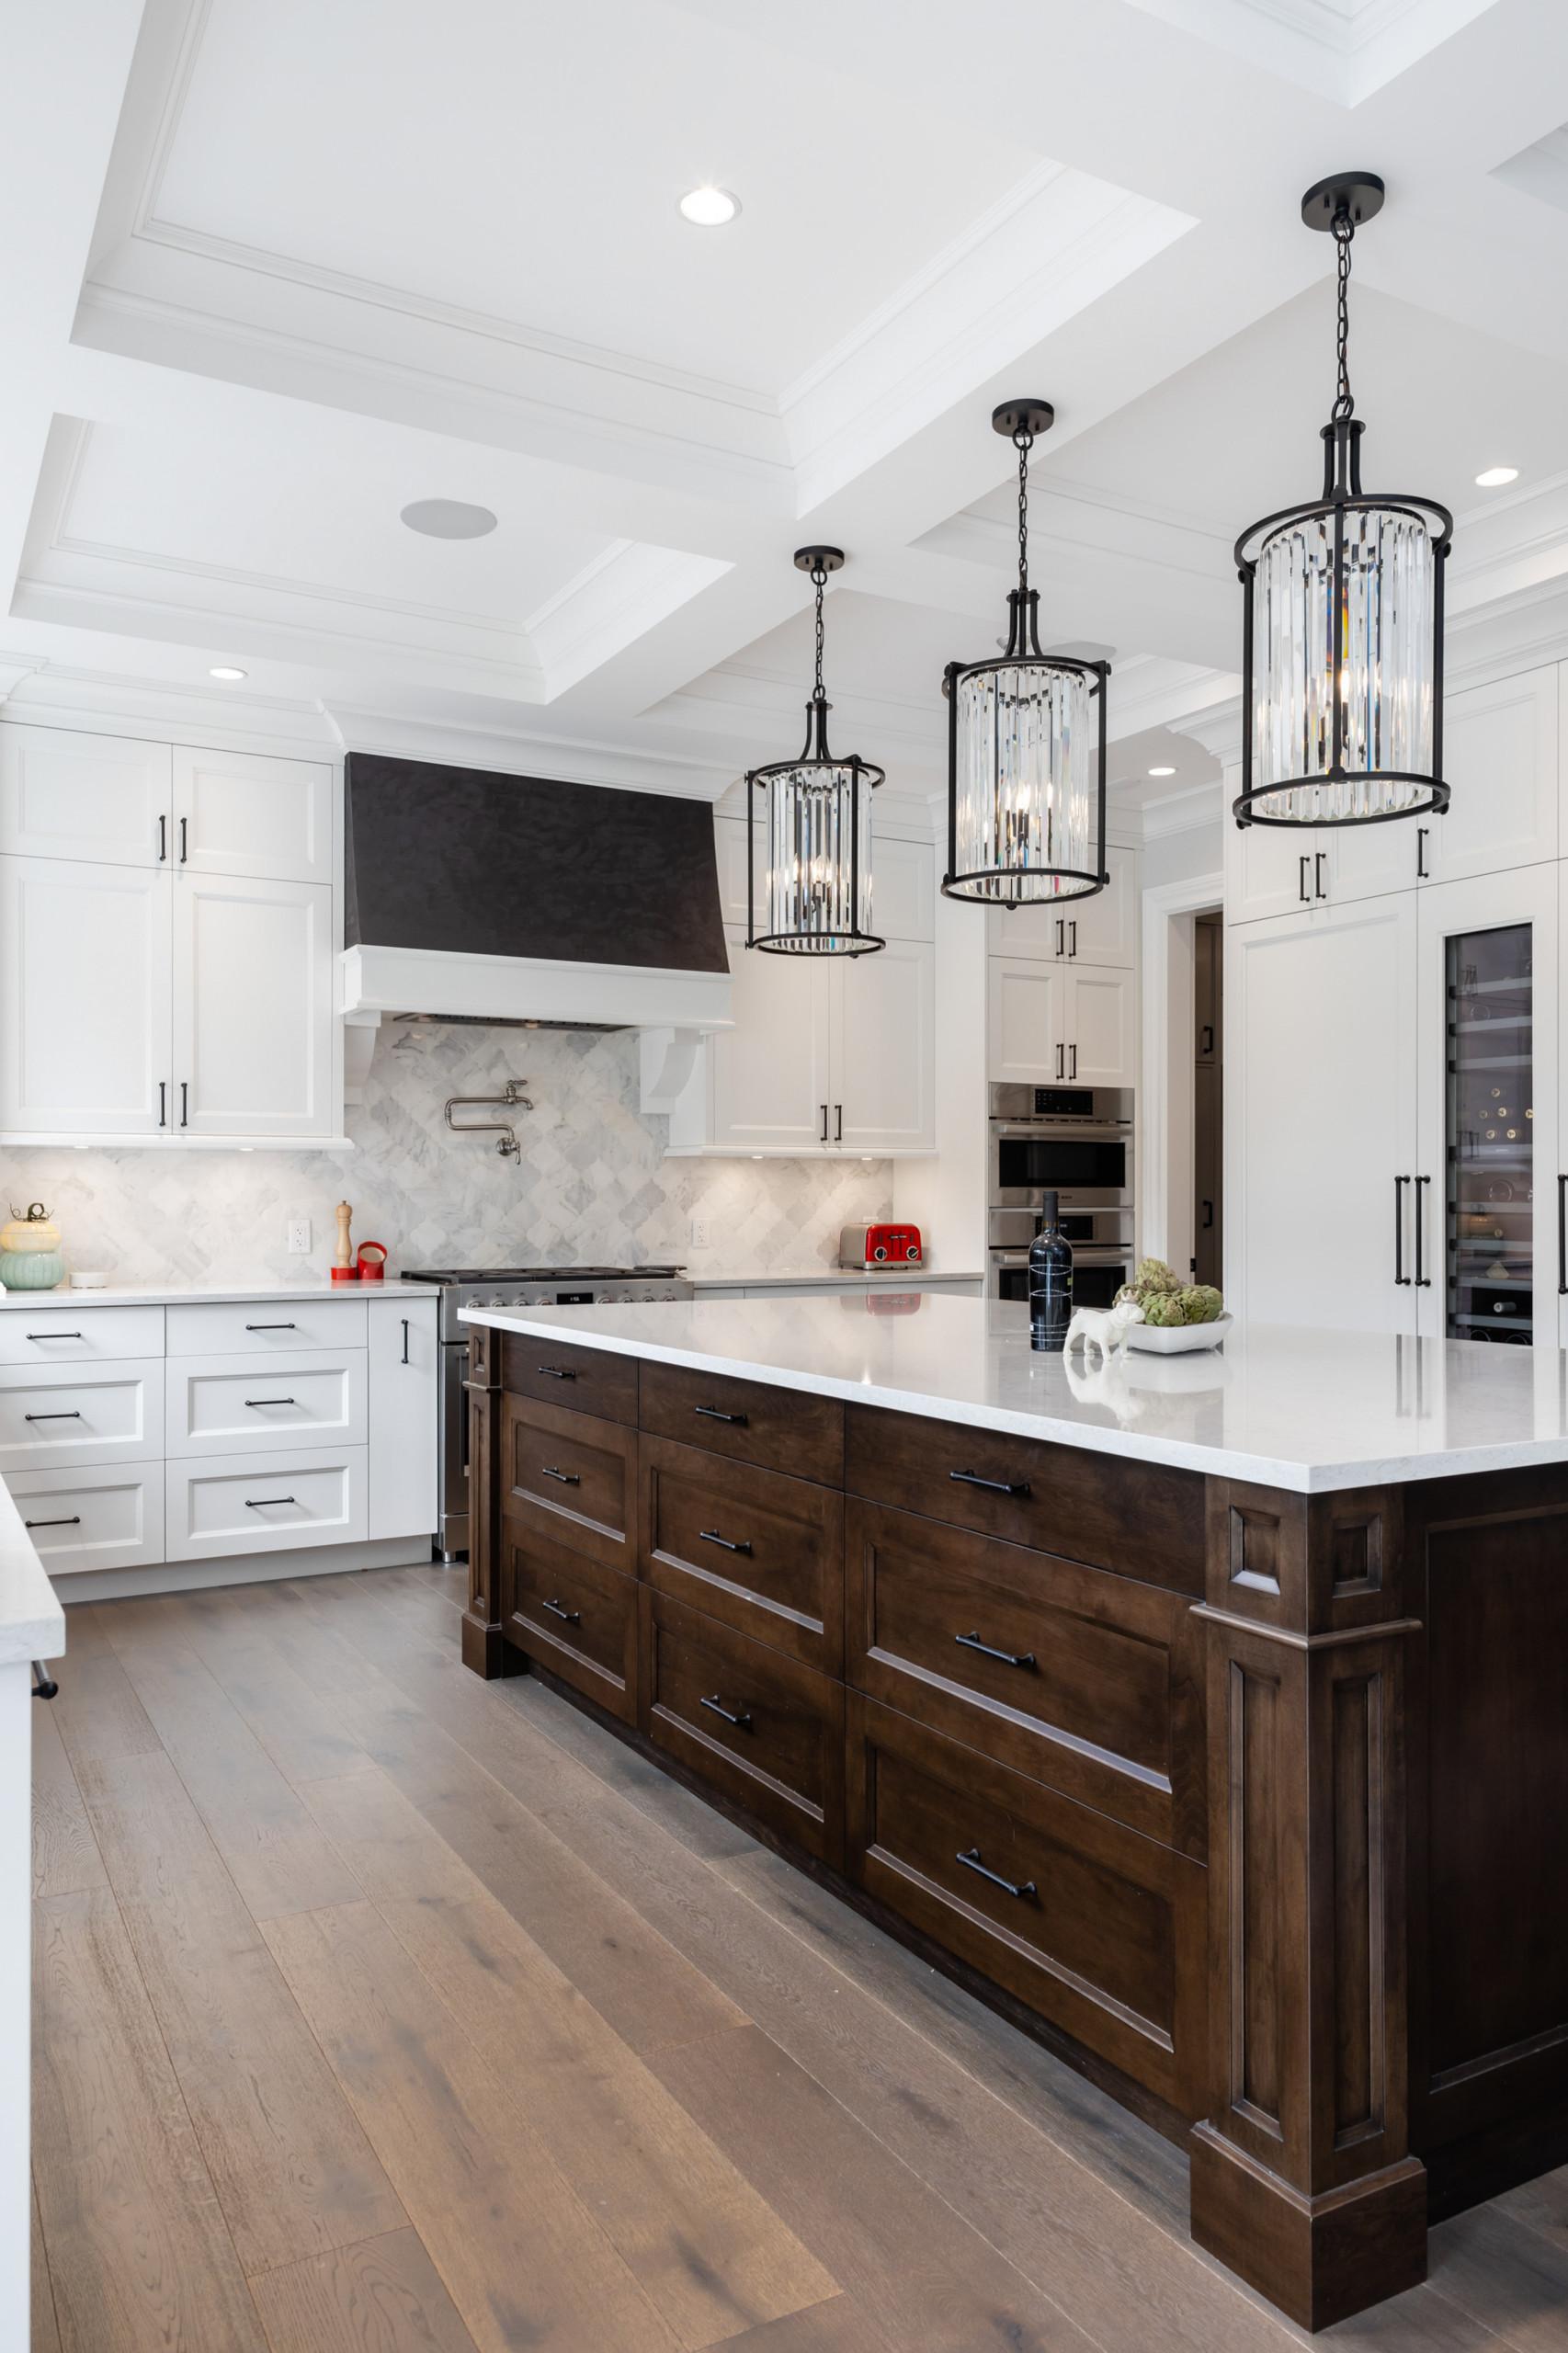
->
(165, 1448), (367, 1561)
(165, 1349), (368, 1457)
(0, 1358), (165, 1477)
(368, 1296), (439, 1540)
(6, 1463), (165, 1577)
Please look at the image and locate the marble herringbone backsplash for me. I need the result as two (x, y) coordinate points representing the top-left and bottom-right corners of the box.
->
(3, 1023), (892, 1287)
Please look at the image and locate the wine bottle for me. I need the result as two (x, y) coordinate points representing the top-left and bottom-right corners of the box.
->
(1028, 1188), (1074, 1353)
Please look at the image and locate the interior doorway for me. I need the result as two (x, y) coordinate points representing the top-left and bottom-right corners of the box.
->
(1193, 910), (1222, 1285)
(1138, 866), (1224, 1283)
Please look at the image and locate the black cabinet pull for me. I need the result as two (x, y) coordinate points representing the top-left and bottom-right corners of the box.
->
(1068, 919), (1077, 958)
(699, 1528), (753, 1557)
(1199, 1024), (1214, 1056)
(820, 1103), (828, 1143)
(949, 1469), (1030, 1498)
(1394, 1176), (1410, 1286)
(245, 1495), (297, 1508)
(158, 1080), (166, 1129)
(956, 1846), (1036, 1901)
(25, 1516), (81, 1529)
(244, 1396), (296, 1408)
(835, 1102), (843, 1142)
(1068, 1042), (1077, 1080)
(1299, 854), (1311, 904)
(179, 1081), (188, 1128)
(537, 1364), (576, 1381)
(1201, 1199), (1214, 1230)
(245, 1322), (297, 1331)
(541, 1597), (581, 1625)
(178, 816), (187, 864)
(26, 1332), (82, 1341)
(1314, 850), (1327, 900)
(1559, 1174), (1566, 1297)
(700, 1694), (753, 1730)
(157, 813), (167, 862)
(1054, 1042), (1063, 1080)
(540, 1464), (581, 1485)
(1054, 918), (1063, 956)
(24, 1411), (82, 1422)
(1417, 826), (1429, 880)
(694, 1404), (747, 1426)
(1415, 1174), (1431, 1288)
(401, 1318), (411, 1366)
(955, 1631), (1036, 1670)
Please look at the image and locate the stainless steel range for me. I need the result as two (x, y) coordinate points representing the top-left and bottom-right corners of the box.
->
(403, 1265), (692, 1559)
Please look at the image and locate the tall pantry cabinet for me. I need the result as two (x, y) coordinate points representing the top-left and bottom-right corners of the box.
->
(0, 725), (339, 1144)
(1223, 662), (1566, 1347)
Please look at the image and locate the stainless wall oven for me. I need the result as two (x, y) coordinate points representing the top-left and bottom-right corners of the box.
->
(989, 1082), (1134, 1306)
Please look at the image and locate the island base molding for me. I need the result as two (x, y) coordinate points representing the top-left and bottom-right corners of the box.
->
(1189, 2130), (1427, 2331)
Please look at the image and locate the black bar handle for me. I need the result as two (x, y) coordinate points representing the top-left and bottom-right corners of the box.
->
(179, 816), (187, 864)
(699, 1528), (754, 1557)
(540, 1464), (581, 1485)
(1199, 1024), (1214, 1056)
(245, 1495), (297, 1508)
(1299, 854), (1311, 904)
(1314, 850), (1327, 900)
(835, 1102), (843, 1142)
(25, 1516), (81, 1529)
(24, 1411), (82, 1422)
(956, 1846), (1036, 1901)
(700, 1694), (753, 1730)
(1415, 1175), (1432, 1288)
(694, 1404), (747, 1426)
(541, 1597), (581, 1625)
(180, 1080), (188, 1128)
(245, 1322), (297, 1330)
(244, 1397), (297, 1408)
(26, 1332), (83, 1341)
(537, 1364), (577, 1380)
(1068, 1042), (1077, 1081)
(1394, 1175), (1410, 1286)
(1055, 1042), (1064, 1080)
(955, 1631), (1036, 1670)
(820, 1103), (828, 1143)
(1417, 826), (1429, 880)
(1201, 1199), (1214, 1230)
(949, 1469), (1031, 1498)
(159, 1080), (166, 1130)
(157, 813), (166, 862)
(402, 1317), (411, 1365)
(1054, 918), (1063, 956)
(1559, 1174), (1566, 1298)
(1068, 919), (1076, 959)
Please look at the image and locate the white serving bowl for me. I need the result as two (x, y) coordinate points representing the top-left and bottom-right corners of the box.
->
(1125, 1312), (1232, 1355)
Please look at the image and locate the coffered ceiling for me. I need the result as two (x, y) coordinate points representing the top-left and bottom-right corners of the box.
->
(8, 0), (1568, 813)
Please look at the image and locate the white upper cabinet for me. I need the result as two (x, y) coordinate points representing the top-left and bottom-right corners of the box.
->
(0, 726), (170, 868)
(986, 957), (1134, 1088)
(1426, 666), (1559, 886)
(172, 875), (335, 1139)
(984, 847), (1135, 966)
(1224, 809), (1333, 925)
(1063, 968), (1136, 1087)
(833, 937), (935, 1152)
(174, 747), (333, 884)
(712, 813), (933, 943)
(0, 857), (173, 1134)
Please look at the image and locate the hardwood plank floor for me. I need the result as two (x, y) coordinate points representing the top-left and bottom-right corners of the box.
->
(31, 1565), (1568, 2353)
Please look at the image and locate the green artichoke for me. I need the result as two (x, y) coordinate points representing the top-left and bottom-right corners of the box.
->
(1142, 1292), (1187, 1326)
(1179, 1284), (1224, 1324)
(1132, 1256), (1181, 1298)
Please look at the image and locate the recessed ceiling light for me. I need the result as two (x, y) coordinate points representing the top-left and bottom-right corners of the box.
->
(209, 665), (247, 682)
(1148, 764), (1176, 777)
(400, 499), (498, 540)
(678, 185), (739, 228)
(1474, 465), (1519, 488)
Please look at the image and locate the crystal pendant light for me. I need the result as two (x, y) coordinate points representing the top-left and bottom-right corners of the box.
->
(942, 399), (1108, 907)
(746, 548), (884, 956)
(1234, 173), (1452, 830)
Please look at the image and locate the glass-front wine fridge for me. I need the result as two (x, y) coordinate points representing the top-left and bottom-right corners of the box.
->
(1446, 922), (1534, 1346)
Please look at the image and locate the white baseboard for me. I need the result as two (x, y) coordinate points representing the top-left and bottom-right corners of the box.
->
(51, 1534), (434, 1607)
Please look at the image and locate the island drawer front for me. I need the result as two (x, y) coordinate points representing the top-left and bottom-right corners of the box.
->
(641, 1434), (844, 1675)
(8, 1461), (165, 1575)
(845, 1501), (1205, 1858)
(845, 1404), (1206, 1597)
(501, 1333), (639, 1426)
(166, 1299), (368, 1355)
(0, 1304), (165, 1364)
(641, 1587), (845, 1867)
(499, 1393), (637, 1575)
(846, 1694), (1206, 2118)
(0, 1358), (165, 1475)
(639, 1358), (844, 1485)
(504, 1529), (637, 1724)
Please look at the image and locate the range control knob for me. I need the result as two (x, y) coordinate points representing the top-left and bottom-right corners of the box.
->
(873, 1245), (888, 1261)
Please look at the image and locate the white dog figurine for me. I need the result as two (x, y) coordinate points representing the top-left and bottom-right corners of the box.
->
(1064, 1296), (1144, 1360)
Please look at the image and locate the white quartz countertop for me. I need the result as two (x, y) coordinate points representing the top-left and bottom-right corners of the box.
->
(0, 1478), (63, 1669)
(689, 1267), (983, 1290)
(0, 1279), (434, 1309)
(458, 1291), (1568, 1492)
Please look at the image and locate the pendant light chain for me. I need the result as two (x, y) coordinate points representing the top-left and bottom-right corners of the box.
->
(1332, 208), (1355, 424)
(1015, 426), (1032, 599)
(812, 560), (826, 703)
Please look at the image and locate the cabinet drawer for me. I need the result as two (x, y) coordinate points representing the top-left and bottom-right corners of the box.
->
(165, 1448), (366, 1560)
(846, 1694), (1206, 2117)
(501, 1332), (638, 1425)
(846, 1404), (1205, 1597)
(7, 1462), (165, 1576)
(642, 1434), (843, 1674)
(0, 1358), (163, 1475)
(642, 1589), (845, 1865)
(846, 1500), (1204, 1855)
(640, 1358), (843, 1483)
(504, 1529), (637, 1724)
(165, 1298), (367, 1356)
(500, 1393), (636, 1573)
(0, 1304), (164, 1364)
(165, 1348), (367, 1458)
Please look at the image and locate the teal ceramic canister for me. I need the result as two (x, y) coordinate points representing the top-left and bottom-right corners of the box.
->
(0, 1202), (65, 1290)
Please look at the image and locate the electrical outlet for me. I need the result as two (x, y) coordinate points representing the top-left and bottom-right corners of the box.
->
(287, 1218), (312, 1256)
(689, 1217), (711, 1252)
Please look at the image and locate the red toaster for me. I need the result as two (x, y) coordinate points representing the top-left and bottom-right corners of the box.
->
(838, 1222), (923, 1268)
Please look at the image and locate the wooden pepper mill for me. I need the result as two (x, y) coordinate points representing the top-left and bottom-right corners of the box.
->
(331, 1199), (357, 1282)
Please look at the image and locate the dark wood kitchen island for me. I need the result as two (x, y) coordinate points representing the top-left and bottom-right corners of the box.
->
(457, 1294), (1568, 2332)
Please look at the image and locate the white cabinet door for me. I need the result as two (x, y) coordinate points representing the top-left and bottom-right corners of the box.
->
(1416, 867), (1558, 1344)
(1062, 968), (1135, 1087)
(1224, 811), (1331, 924)
(367, 1295), (438, 1539)
(703, 928), (834, 1154)
(173, 746), (334, 884)
(0, 726), (170, 868)
(0, 857), (172, 1135)
(984, 847), (1134, 965)
(832, 937), (935, 1153)
(987, 957), (1066, 1086)
(869, 835), (935, 944)
(1334, 816), (1423, 904)
(172, 874), (334, 1138)
(1426, 666), (1559, 886)
(1227, 895), (1418, 1330)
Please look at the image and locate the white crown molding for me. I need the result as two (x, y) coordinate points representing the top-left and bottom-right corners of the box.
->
(528, 543), (733, 702)
(1122, 0), (1498, 102)
(1139, 778), (1225, 840)
(0, 661), (341, 756)
(323, 703), (738, 801)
